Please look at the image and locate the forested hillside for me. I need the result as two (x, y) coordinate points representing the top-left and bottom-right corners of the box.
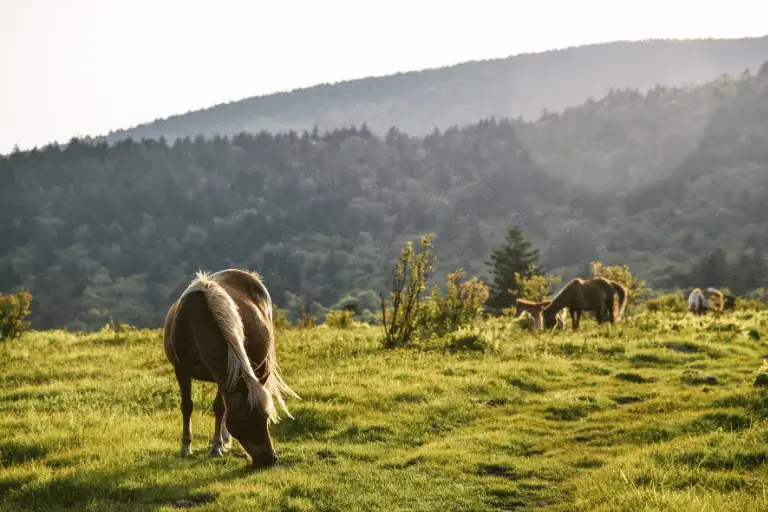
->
(2, 68), (768, 331)
(97, 37), (768, 147)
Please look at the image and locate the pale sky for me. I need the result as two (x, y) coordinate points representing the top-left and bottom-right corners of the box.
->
(0, 0), (765, 154)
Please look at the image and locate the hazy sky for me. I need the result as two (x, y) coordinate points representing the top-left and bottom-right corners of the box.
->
(1, 0), (765, 154)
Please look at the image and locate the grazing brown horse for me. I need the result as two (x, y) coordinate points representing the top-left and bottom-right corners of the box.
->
(514, 298), (567, 330)
(687, 287), (725, 316)
(164, 269), (299, 467)
(542, 277), (617, 330)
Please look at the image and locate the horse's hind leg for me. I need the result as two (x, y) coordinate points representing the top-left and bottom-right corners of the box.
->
(571, 309), (580, 330)
(175, 367), (194, 457)
(210, 391), (230, 457)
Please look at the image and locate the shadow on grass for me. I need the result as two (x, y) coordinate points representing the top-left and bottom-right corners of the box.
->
(0, 453), (259, 511)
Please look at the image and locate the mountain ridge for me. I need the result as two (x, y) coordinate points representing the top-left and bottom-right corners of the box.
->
(95, 36), (768, 146)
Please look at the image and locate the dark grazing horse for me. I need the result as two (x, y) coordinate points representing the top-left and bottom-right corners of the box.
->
(542, 277), (617, 330)
(164, 269), (299, 467)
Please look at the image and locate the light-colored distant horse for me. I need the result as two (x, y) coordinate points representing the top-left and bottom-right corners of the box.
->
(164, 269), (299, 468)
(542, 277), (617, 330)
(515, 298), (567, 330)
(688, 287), (725, 316)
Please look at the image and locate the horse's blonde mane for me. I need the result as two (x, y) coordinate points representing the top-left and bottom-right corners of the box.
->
(180, 270), (276, 421)
(246, 278), (300, 423)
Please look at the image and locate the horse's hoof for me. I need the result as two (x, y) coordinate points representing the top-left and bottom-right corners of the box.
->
(209, 447), (225, 458)
(179, 445), (192, 457)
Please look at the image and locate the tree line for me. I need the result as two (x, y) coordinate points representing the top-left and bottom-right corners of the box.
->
(2, 69), (768, 331)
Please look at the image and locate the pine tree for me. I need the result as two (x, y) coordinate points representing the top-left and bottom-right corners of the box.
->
(485, 226), (541, 311)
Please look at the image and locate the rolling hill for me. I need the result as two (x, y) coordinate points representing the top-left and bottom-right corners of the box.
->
(98, 37), (768, 148)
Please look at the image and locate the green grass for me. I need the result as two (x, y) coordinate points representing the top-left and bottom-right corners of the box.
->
(1, 311), (768, 511)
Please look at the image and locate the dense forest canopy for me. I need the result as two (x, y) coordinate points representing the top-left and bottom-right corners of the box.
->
(2, 65), (768, 331)
(94, 37), (768, 147)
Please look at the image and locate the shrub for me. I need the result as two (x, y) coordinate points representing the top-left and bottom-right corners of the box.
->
(421, 269), (489, 337)
(0, 290), (33, 341)
(273, 308), (293, 330)
(380, 234), (436, 348)
(736, 297), (765, 312)
(298, 311), (317, 329)
(645, 292), (687, 313)
(514, 266), (561, 302)
(445, 327), (495, 354)
(108, 316), (136, 333)
(513, 314), (537, 331)
(325, 309), (355, 329)
(590, 261), (645, 302)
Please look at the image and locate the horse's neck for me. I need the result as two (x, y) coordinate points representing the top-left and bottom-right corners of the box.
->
(547, 288), (571, 312)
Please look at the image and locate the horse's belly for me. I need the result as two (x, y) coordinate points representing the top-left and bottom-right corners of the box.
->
(190, 363), (216, 382)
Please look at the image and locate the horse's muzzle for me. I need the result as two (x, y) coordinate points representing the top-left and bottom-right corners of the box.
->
(248, 448), (278, 469)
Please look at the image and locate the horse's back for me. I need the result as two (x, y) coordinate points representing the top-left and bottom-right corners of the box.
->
(580, 277), (614, 305)
(168, 289), (230, 368)
(205, 269), (274, 380)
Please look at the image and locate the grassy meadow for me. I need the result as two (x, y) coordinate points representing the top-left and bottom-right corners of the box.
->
(2, 310), (768, 511)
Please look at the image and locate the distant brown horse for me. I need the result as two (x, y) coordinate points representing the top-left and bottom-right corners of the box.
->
(515, 298), (567, 330)
(687, 287), (725, 316)
(542, 277), (617, 330)
(164, 269), (299, 467)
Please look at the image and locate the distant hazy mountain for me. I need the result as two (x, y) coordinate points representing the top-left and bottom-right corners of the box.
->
(98, 36), (768, 144)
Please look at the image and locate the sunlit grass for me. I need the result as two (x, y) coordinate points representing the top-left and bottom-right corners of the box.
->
(1, 310), (767, 511)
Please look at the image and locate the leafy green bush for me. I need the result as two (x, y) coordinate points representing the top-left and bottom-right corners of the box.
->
(591, 261), (646, 302)
(421, 269), (489, 338)
(645, 292), (687, 313)
(273, 308), (293, 330)
(0, 290), (33, 341)
(735, 297), (765, 312)
(514, 266), (561, 302)
(380, 234), (436, 348)
(325, 309), (355, 329)
(298, 311), (317, 329)
(444, 327), (495, 354)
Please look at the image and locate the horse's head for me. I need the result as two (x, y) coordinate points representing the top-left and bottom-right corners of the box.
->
(542, 306), (558, 329)
(224, 388), (277, 468)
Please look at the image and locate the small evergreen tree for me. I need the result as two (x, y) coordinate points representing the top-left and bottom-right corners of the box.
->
(485, 226), (541, 311)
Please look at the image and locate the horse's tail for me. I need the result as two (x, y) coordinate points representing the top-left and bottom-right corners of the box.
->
(180, 271), (274, 419)
(614, 283), (627, 321)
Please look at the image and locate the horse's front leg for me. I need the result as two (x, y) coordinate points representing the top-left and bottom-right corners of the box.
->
(209, 391), (230, 457)
(571, 309), (580, 330)
(175, 367), (194, 457)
